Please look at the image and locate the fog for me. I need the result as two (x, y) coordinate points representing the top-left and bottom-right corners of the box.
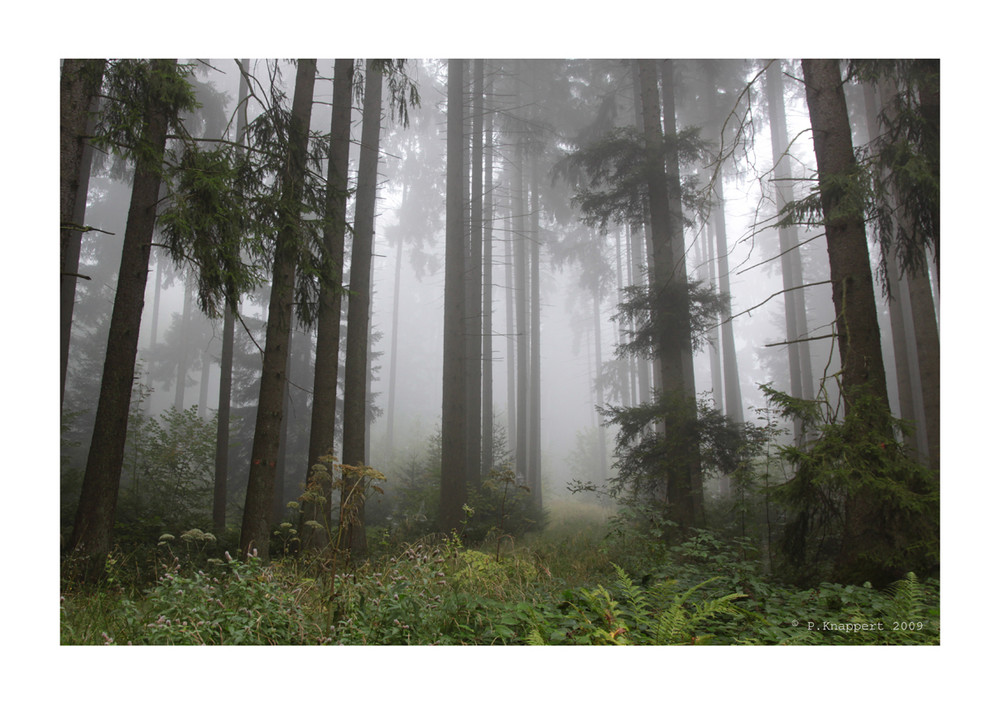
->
(63, 58), (870, 523)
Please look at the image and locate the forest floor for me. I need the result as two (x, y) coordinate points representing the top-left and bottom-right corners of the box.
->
(59, 499), (939, 645)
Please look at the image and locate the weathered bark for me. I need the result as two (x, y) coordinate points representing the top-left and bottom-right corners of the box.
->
(60, 60), (105, 407)
(440, 59), (469, 531)
(802, 60), (889, 407)
(340, 60), (383, 560)
(802, 59), (895, 584)
(239, 59), (316, 562)
(301, 58), (353, 551)
(69, 60), (176, 578)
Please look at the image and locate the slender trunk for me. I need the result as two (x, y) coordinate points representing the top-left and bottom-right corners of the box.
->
(440, 59), (469, 531)
(528, 142), (542, 511)
(385, 213), (405, 449)
(766, 60), (815, 442)
(61, 61), (104, 406)
(213, 58), (249, 537)
(513, 138), (529, 486)
(465, 59), (484, 486)
(69, 59), (175, 577)
(340, 60), (383, 560)
(504, 194), (517, 457)
(173, 276), (193, 411)
(301, 58), (353, 550)
(271, 330), (294, 522)
(592, 284), (608, 485)
(481, 64), (495, 474)
(239, 59), (316, 562)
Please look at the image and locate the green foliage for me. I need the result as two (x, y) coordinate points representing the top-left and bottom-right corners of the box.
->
(158, 144), (263, 317)
(117, 404), (220, 545)
(130, 555), (322, 645)
(61, 519), (940, 645)
(93, 60), (199, 171)
(762, 385), (939, 585)
(601, 394), (776, 509)
(554, 126), (708, 231)
(613, 280), (728, 358)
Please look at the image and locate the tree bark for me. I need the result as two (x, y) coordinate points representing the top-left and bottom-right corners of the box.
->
(69, 59), (176, 578)
(802, 60), (889, 408)
(440, 59), (469, 531)
(340, 60), (383, 560)
(481, 63), (495, 475)
(213, 58), (249, 537)
(301, 58), (353, 550)
(765, 60), (815, 443)
(239, 59), (316, 562)
(465, 59), (484, 485)
(61, 60), (104, 407)
(802, 59), (895, 584)
(637, 59), (700, 529)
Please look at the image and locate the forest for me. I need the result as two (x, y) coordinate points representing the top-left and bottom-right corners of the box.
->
(58, 55), (942, 654)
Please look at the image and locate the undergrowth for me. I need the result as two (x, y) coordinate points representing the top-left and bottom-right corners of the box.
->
(61, 510), (939, 645)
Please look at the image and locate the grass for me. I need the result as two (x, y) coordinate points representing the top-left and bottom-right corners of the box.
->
(60, 501), (940, 645)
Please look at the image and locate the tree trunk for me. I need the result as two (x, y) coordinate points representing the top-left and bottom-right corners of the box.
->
(213, 58), (249, 537)
(69, 59), (176, 578)
(340, 60), (383, 560)
(528, 139), (543, 512)
(173, 275), (193, 410)
(61, 59), (104, 407)
(239, 59), (316, 562)
(465, 58), (484, 486)
(301, 58), (353, 550)
(766, 60), (815, 443)
(802, 60), (889, 408)
(802, 59), (894, 584)
(440, 59), (469, 531)
(481, 63), (495, 474)
(637, 59), (700, 530)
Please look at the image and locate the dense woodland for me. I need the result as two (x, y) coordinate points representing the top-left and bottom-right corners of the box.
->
(58, 56), (941, 649)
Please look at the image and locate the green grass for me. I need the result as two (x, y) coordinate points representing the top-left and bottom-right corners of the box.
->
(61, 504), (939, 645)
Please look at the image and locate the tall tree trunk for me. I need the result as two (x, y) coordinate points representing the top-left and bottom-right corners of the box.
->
(173, 275), (193, 410)
(592, 281), (608, 486)
(513, 138), (529, 487)
(637, 59), (700, 530)
(239, 59), (316, 562)
(301, 58), (353, 550)
(802, 60), (889, 408)
(213, 58), (249, 537)
(61, 59), (104, 407)
(385, 215), (405, 450)
(868, 76), (939, 476)
(528, 140), (542, 512)
(69, 59), (177, 578)
(481, 63), (495, 474)
(504, 189), (517, 458)
(465, 59), (484, 486)
(802, 59), (894, 584)
(271, 330), (294, 522)
(340, 60), (383, 560)
(440, 59), (469, 531)
(765, 60), (815, 443)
